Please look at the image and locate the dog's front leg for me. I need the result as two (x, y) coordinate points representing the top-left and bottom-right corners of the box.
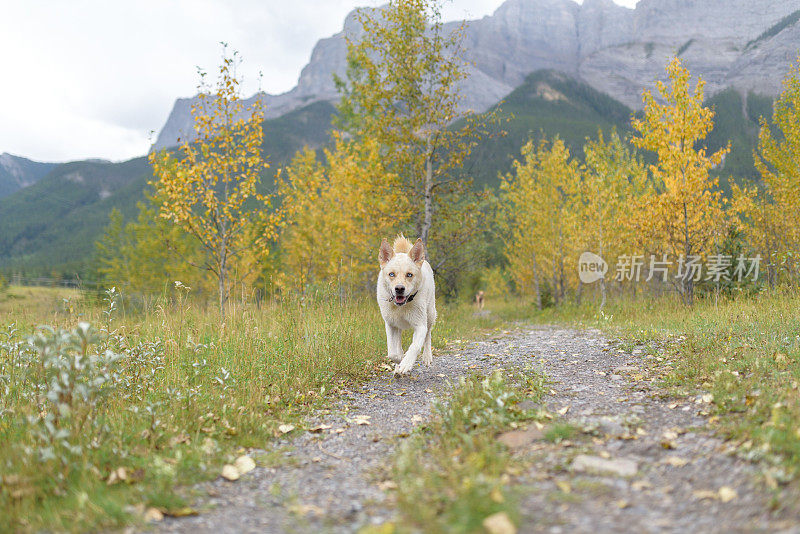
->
(385, 323), (403, 363)
(395, 325), (427, 375)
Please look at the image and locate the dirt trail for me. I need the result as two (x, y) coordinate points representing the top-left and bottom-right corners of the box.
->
(157, 326), (800, 533)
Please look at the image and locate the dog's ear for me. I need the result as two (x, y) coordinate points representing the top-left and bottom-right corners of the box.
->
(409, 238), (425, 266)
(379, 238), (394, 267)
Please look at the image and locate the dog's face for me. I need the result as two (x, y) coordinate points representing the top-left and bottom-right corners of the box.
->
(379, 238), (425, 306)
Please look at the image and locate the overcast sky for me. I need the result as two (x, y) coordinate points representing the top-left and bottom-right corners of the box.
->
(0, 0), (640, 162)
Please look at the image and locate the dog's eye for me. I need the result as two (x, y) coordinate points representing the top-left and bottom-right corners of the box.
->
(406, 273), (413, 278)
(388, 272), (395, 277)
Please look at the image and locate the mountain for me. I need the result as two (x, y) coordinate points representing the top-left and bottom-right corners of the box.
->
(154, 0), (800, 148)
(0, 157), (150, 277)
(0, 101), (337, 278)
(467, 70), (634, 188)
(0, 153), (58, 199)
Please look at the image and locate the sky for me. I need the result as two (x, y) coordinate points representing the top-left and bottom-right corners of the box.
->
(0, 0), (640, 163)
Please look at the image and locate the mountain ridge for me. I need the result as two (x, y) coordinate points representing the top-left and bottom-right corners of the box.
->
(0, 153), (58, 199)
(153, 0), (800, 149)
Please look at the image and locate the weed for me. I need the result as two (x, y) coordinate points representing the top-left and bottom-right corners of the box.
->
(392, 369), (548, 533)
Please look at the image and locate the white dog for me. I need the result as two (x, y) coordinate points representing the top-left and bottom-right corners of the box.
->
(377, 235), (437, 375)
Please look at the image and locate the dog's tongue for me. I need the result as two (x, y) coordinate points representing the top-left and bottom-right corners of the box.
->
(395, 294), (407, 304)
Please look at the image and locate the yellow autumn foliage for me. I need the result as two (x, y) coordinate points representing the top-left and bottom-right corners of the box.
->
(149, 48), (278, 310)
(631, 56), (730, 304)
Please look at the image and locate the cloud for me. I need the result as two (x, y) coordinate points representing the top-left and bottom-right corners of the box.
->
(0, 0), (638, 162)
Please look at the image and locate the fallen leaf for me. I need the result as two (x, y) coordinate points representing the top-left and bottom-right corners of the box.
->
(352, 415), (371, 426)
(233, 456), (256, 475)
(378, 480), (398, 491)
(107, 467), (128, 486)
(490, 487), (505, 503)
(278, 424), (295, 434)
(163, 506), (198, 517)
(719, 486), (738, 503)
(557, 406), (570, 415)
(661, 456), (689, 467)
(631, 480), (652, 491)
(221, 464), (240, 481)
(616, 500), (629, 509)
(482, 511), (516, 534)
(308, 423), (332, 433)
(144, 507), (164, 522)
(693, 489), (719, 501)
(410, 415), (423, 423)
(555, 480), (571, 494)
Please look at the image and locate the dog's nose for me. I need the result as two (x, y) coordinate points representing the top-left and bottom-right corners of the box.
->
(395, 285), (405, 294)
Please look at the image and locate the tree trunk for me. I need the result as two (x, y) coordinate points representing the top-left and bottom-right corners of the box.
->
(558, 226), (566, 303)
(683, 200), (693, 306)
(533, 252), (542, 310)
(600, 277), (607, 311)
(420, 138), (434, 248)
(552, 256), (559, 306)
(599, 241), (607, 312)
(218, 247), (228, 315)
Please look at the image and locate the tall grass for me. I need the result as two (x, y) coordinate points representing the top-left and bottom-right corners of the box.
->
(0, 287), (505, 531)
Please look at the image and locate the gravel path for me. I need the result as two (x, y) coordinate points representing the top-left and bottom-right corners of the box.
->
(155, 325), (800, 533)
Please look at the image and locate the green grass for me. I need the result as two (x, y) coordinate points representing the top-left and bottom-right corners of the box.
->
(0, 285), (82, 321)
(544, 422), (578, 444)
(0, 288), (510, 531)
(526, 290), (800, 480)
(388, 368), (549, 533)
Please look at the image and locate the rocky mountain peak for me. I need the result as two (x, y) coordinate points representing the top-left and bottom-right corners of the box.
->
(153, 0), (800, 149)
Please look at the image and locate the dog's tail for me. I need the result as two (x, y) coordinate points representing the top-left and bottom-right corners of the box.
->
(393, 233), (414, 254)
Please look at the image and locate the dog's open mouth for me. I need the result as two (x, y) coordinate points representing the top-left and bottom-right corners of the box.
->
(394, 294), (408, 305)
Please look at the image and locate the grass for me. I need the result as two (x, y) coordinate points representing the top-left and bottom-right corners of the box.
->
(0, 285), (81, 321)
(388, 368), (549, 533)
(544, 422), (578, 444)
(527, 289), (800, 482)
(0, 286), (512, 531)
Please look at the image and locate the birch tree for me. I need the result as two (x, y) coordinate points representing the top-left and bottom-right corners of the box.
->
(631, 57), (729, 305)
(149, 48), (277, 312)
(335, 0), (497, 266)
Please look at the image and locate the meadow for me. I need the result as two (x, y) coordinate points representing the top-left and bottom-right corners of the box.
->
(0, 285), (526, 530)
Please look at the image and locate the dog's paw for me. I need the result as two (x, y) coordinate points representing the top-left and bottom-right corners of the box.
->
(394, 358), (415, 375)
(422, 351), (433, 366)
